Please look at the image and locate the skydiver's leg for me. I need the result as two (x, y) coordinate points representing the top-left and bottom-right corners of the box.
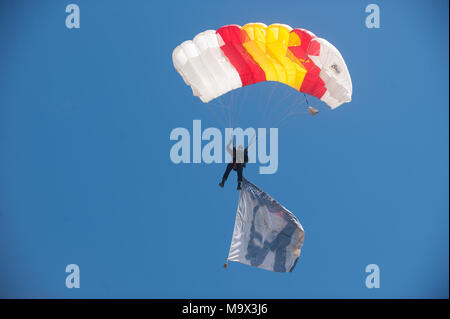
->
(223, 163), (234, 181)
(237, 164), (243, 190)
(219, 163), (234, 187)
(237, 164), (243, 182)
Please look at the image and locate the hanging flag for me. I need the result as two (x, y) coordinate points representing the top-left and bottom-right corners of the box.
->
(227, 178), (305, 273)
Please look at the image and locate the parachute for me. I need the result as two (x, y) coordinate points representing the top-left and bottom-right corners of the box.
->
(226, 178), (305, 273)
(171, 24), (352, 272)
(172, 23), (352, 109)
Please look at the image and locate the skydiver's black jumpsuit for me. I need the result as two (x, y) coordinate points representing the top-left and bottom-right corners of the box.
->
(221, 144), (249, 187)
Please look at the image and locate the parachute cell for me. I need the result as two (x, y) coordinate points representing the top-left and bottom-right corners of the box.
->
(173, 22), (352, 108)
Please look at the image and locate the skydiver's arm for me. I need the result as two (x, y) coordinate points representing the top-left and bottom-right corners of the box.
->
(226, 139), (233, 155)
(246, 133), (256, 150)
(244, 134), (257, 162)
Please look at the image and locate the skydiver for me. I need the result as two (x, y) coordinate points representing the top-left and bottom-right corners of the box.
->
(219, 136), (254, 190)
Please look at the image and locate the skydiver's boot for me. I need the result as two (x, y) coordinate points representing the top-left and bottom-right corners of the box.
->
(219, 180), (225, 188)
(237, 182), (242, 190)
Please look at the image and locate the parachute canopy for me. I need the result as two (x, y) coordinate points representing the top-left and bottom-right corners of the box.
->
(173, 23), (352, 109)
(227, 178), (305, 273)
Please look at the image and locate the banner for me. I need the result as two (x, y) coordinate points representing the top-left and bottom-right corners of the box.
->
(227, 178), (305, 272)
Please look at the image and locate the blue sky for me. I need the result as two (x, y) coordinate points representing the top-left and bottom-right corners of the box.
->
(0, 0), (448, 298)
